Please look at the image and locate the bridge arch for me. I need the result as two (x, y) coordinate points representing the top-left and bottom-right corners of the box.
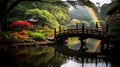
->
(53, 23), (109, 51)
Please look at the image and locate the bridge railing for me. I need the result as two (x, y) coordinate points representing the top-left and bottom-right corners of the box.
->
(57, 28), (105, 35)
(54, 22), (108, 38)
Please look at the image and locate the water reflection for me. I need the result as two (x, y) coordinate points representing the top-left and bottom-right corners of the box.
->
(61, 59), (110, 67)
(0, 45), (115, 67)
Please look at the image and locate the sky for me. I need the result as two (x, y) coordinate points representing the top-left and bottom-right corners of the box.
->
(90, 0), (112, 6)
(62, 0), (112, 6)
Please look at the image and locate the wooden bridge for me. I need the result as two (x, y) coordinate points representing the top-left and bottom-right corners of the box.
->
(54, 23), (108, 40)
(53, 23), (109, 51)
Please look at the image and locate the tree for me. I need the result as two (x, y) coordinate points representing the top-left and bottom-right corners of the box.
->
(0, 0), (57, 30)
(6, 1), (35, 23)
(38, 2), (70, 25)
(107, 0), (120, 15)
(0, 0), (94, 22)
(25, 9), (59, 28)
(105, 0), (120, 37)
(7, 5), (27, 23)
(0, 0), (95, 30)
(6, 1), (69, 29)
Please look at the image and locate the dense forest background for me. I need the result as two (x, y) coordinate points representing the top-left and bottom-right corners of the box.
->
(6, 1), (70, 29)
(0, 0), (120, 42)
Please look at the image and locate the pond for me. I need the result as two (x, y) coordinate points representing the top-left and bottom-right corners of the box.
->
(0, 37), (119, 67)
(0, 43), (117, 67)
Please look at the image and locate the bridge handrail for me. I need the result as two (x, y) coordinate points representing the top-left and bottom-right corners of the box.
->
(56, 27), (106, 34)
(54, 23), (108, 38)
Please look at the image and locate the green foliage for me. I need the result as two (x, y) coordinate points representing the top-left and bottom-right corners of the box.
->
(20, 1), (35, 9)
(107, 0), (120, 15)
(99, 20), (105, 27)
(100, 0), (120, 19)
(36, 30), (48, 36)
(28, 26), (54, 40)
(79, 21), (90, 26)
(0, 31), (18, 42)
(67, 19), (90, 28)
(5, 1), (70, 30)
(79, 0), (95, 8)
(50, 6), (70, 24)
(89, 20), (96, 26)
(38, 2), (70, 25)
(7, 5), (27, 23)
(29, 31), (46, 40)
(25, 9), (59, 28)
(108, 26), (120, 36)
(106, 14), (120, 26)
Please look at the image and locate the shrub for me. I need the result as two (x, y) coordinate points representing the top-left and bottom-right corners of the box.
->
(12, 30), (28, 39)
(36, 26), (54, 36)
(29, 32), (45, 40)
(0, 31), (18, 42)
(11, 21), (31, 31)
(108, 26), (120, 36)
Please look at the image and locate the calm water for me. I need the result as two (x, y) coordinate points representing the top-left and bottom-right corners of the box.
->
(0, 44), (117, 67)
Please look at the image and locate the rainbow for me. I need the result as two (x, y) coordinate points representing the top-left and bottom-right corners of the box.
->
(85, 6), (101, 27)
(85, 6), (102, 52)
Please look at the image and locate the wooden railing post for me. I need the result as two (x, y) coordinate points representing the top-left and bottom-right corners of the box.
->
(106, 23), (108, 32)
(54, 28), (56, 39)
(96, 22), (98, 29)
(82, 24), (84, 34)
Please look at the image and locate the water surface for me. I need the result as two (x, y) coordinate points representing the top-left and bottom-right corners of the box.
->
(0, 44), (112, 67)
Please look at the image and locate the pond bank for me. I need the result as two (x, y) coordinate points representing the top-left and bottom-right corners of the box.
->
(0, 40), (55, 49)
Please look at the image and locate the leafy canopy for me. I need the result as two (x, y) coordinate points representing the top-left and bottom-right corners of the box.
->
(25, 8), (59, 28)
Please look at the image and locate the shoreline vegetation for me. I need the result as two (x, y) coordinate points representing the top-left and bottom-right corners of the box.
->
(0, 37), (55, 48)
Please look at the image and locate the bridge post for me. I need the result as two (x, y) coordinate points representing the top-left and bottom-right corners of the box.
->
(79, 37), (87, 51)
(82, 57), (84, 67)
(96, 22), (98, 29)
(82, 24), (84, 34)
(54, 28), (56, 39)
(100, 40), (105, 52)
(106, 23), (108, 32)
(80, 38), (84, 49)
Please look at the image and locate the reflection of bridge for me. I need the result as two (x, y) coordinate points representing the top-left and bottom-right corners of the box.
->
(54, 23), (109, 51)
(54, 45), (109, 67)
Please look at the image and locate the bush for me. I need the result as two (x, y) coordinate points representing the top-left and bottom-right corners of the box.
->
(0, 31), (18, 42)
(36, 26), (54, 36)
(29, 32), (45, 40)
(11, 21), (31, 31)
(12, 30), (28, 39)
(108, 26), (120, 36)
